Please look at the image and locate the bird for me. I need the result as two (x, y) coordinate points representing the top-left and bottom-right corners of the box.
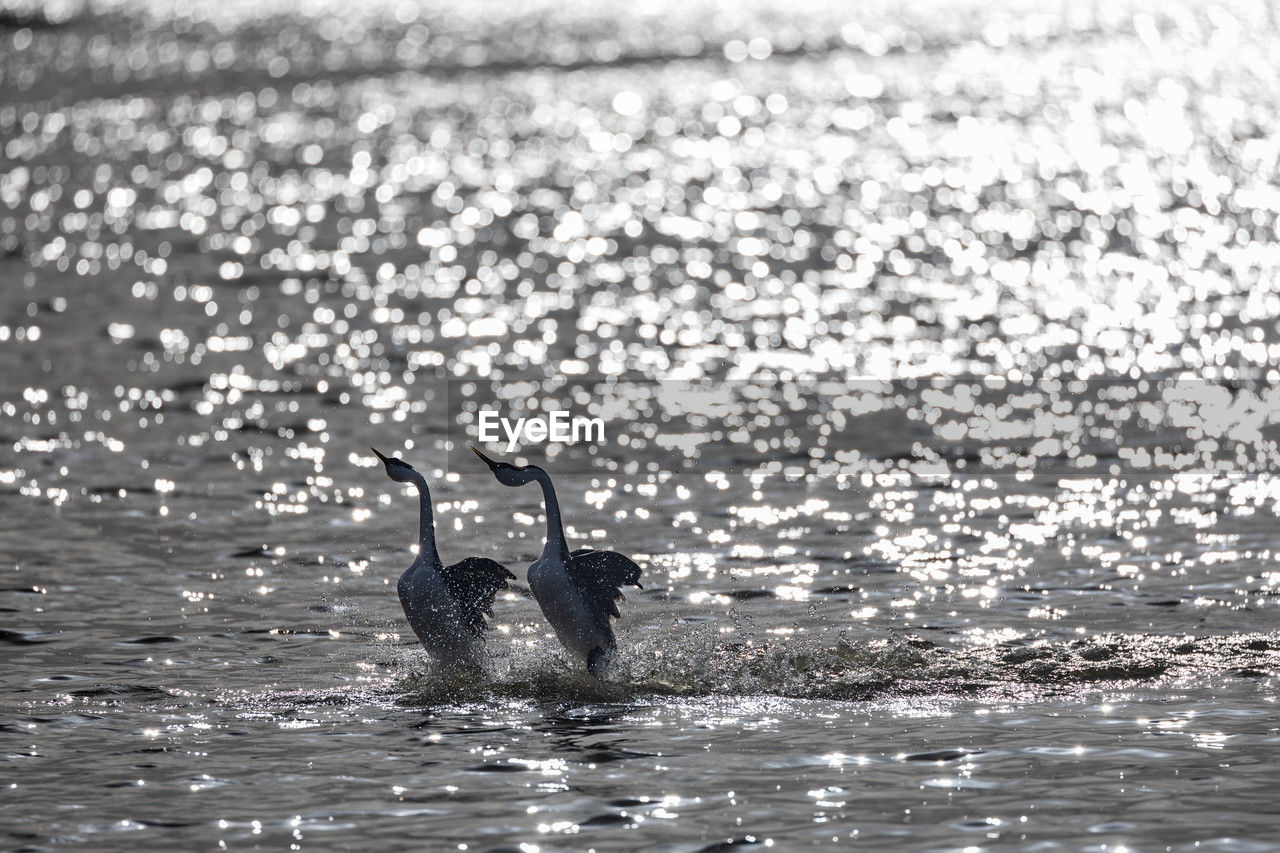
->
(470, 445), (642, 679)
(371, 447), (513, 668)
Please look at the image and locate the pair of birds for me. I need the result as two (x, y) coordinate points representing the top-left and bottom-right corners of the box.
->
(371, 445), (643, 679)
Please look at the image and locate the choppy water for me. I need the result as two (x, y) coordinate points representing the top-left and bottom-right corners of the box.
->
(5, 0), (1280, 848)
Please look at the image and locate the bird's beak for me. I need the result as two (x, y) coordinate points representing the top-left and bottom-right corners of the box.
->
(370, 447), (391, 464)
(469, 444), (500, 469)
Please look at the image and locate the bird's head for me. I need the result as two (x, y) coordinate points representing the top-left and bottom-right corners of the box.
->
(371, 447), (419, 483)
(470, 445), (540, 487)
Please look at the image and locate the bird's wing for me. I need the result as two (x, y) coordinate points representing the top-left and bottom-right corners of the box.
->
(565, 549), (644, 621)
(439, 557), (516, 637)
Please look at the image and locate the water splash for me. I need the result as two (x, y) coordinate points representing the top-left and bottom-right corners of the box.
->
(381, 628), (1280, 706)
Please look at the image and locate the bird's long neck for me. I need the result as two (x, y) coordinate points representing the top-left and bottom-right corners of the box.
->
(411, 473), (440, 564)
(532, 468), (569, 561)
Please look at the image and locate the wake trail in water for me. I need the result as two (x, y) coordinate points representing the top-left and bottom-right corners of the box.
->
(385, 629), (1280, 706)
(81, 626), (1274, 715)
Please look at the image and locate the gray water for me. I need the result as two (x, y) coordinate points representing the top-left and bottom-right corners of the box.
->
(4, 0), (1280, 849)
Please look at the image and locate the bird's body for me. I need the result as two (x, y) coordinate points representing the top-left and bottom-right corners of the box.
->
(396, 557), (481, 664)
(527, 550), (607, 663)
(372, 448), (513, 668)
(397, 559), (473, 661)
(471, 447), (642, 678)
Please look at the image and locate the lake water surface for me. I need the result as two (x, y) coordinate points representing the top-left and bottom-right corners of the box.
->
(4, 0), (1280, 849)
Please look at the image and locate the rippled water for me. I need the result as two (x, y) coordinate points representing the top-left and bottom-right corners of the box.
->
(5, 0), (1280, 848)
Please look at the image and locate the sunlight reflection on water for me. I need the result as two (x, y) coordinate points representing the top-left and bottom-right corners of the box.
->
(4, 0), (1280, 848)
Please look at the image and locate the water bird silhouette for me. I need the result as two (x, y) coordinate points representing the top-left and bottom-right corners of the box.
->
(470, 445), (643, 679)
(371, 447), (514, 667)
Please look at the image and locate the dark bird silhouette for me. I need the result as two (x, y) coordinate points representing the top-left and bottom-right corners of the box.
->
(470, 445), (642, 679)
(372, 447), (513, 666)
